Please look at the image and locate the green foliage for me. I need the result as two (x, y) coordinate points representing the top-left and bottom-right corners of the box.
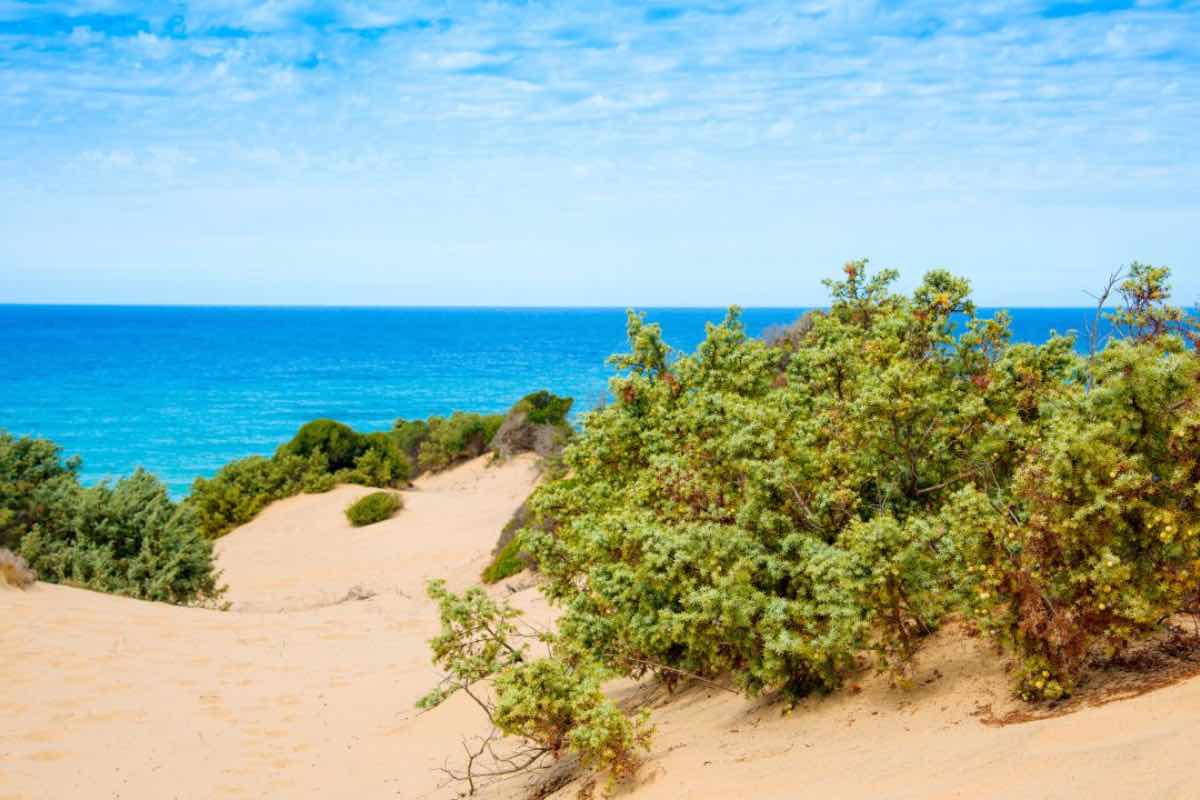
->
(953, 315), (1200, 699)
(0, 431), (219, 604)
(840, 512), (955, 682)
(188, 451), (334, 538)
(283, 420), (411, 484)
(417, 578), (527, 710)
(189, 420), (410, 538)
(342, 432), (410, 487)
(481, 534), (526, 584)
(1108, 262), (1200, 347)
(19, 468), (221, 604)
(391, 419), (432, 472)
(281, 419), (363, 471)
(345, 491), (402, 527)
(418, 412), (504, 472)
(521, 259), (1200, 702)
(0, 431), (80, 551)
(418, 580), (650, 787)
(512, 390), (574, 427)
(493, 658), (651, 783)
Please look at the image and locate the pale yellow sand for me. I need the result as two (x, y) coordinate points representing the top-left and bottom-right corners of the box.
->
(4, 452), (1200, 800)
(0, 455), (546, 800)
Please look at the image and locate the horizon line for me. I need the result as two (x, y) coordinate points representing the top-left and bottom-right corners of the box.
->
(0, 302), (1120, 311)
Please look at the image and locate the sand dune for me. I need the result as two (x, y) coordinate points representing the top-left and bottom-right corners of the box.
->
(4, 453), (1200, 800)
(0, 455), (545, 800)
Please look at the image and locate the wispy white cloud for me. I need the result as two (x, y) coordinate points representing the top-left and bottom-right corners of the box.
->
(0, 1), (1197, 303)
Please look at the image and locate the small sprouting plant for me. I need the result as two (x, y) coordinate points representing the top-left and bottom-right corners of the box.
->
(418, 580), (650, 794)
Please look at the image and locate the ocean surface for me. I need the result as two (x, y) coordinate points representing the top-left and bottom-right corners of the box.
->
(0, 305), (1104, 497)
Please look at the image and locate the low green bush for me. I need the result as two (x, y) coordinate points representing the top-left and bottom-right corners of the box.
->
(391, 419), (431, 471)
(951, 266), (1200, 699)
(188, 450), (333, 538)
(418, 412), (504, 472)
(345, 491), (402, 526)
(283, 420), (411, 483)
(493, 657), (650, 785)
(0, 431), (220, 604)
(19, 468), (221, 604)
(481, 534), (526, 584)
(189, 420), (411, 538)
(281, 419), (363, 471)
(512, 390), (573, 427)
(0, 431), (80, 551)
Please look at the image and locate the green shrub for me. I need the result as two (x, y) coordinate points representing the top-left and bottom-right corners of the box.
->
(418, 412), (504, 472)
(345, 491), (402, 526)
(19, 468), (221, 604)
(951, 266), (1200, 699)
(493, 657), (651, 784)
(512, 390), (574, 427)
(189, 421), (411, 538)
(391, 419), (431, 465)
(340, 432), (410, 487)
(0, 431), (220, 604)
(188, 450), (333, 538)
(281, 419), (363, 471)
(418, 580), (650, 789)
(0, 431), (80, 551)
(520, 260), (1200, 703)
(482, 534), (527, 584)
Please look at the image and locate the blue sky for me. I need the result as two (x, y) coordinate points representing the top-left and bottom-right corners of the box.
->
(0, 0), (1197, 306)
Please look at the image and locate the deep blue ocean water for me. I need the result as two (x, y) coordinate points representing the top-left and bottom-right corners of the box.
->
(0, 306), (1103, 497)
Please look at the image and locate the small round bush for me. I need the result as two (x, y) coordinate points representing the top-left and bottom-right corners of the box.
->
(282, 419), (363, 471)
(345, 491), (402, 527)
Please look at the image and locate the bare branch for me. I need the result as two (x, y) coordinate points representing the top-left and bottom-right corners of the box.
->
(1084, 268), (1123, 392)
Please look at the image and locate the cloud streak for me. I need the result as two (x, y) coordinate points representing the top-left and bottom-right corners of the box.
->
(0, 0), (1197, 304)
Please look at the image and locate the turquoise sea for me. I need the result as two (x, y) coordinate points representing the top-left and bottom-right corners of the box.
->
(0, 306), (1104, 496)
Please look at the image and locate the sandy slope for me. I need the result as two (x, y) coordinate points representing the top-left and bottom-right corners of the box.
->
(4, 452), (1200, 800)
(0, 455), (545, 800)
(537, 631), (1200, 800)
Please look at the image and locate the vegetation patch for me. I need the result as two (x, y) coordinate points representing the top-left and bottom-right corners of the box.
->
(481, 500), (549, 584)
(417, 412), (504, 473)
(513, 260), (1200, 706)
(481, 535), (527, 584)
(978, 622), (1200, 725)
(511, 390), (573, 427)
(490, 391), (574, 463)
(345, 491), (402, 527)
(417, 581), (651, 795)
(0, 430), (221, 604)
(188, 419), (410, 538)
